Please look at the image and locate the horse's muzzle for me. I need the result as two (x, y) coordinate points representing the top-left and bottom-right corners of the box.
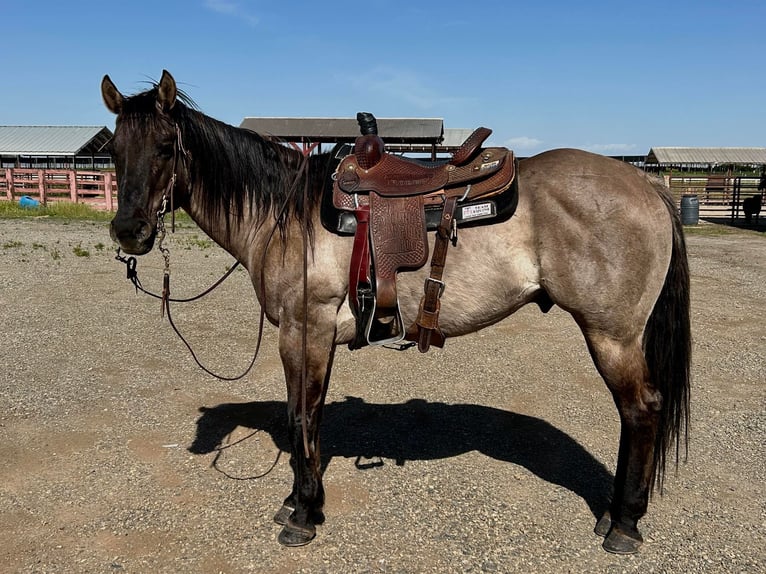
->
(110, 216), (156, 255)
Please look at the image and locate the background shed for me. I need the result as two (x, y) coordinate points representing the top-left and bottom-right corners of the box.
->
(0, 126), (113, 169)
(644, 147), (766, 173)
(239, 117), (446, 157)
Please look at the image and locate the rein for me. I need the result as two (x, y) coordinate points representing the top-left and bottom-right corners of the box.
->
(115, 246), (259, 381)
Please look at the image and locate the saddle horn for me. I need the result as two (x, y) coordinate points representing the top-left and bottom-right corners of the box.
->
(357, 112), (379, 135)
(354, 112), (384, 169)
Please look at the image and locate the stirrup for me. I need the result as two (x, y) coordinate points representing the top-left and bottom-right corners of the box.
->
(364, 303), (406, 346)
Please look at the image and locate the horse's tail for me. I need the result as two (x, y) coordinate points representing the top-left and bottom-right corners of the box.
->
(644, 188), (692, 493)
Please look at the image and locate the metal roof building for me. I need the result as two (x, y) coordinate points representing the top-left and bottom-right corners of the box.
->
(240, 117), (450, 155)
(0, 126), (113, 169)
(645, 147), (766, 167)
(240, 117), (443, 142)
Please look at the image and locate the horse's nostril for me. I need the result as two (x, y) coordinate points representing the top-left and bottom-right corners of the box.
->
(109, 216), (155, 254)
(134, 220), (152, 242)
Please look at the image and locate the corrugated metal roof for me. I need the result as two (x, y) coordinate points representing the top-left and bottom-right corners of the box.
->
(0, 126), (113, 155)
(239, 117), (444, 143)
(645, 147), (766, 165)
(442, 128), (475, 148)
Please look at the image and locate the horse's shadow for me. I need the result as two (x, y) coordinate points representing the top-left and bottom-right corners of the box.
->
(189, 396), (613, 519)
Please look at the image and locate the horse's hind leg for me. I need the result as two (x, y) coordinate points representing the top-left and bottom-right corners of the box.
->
(585, 332), (662, 554)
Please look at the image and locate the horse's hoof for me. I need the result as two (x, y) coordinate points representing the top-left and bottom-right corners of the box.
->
(594, 510), (612, 537)
(277, 519), (316, 547)
(273, 504), (294, 526)
(602, 525), (643, 555)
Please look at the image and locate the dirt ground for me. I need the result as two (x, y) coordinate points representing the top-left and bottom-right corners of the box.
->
(0, 218), (764, 573)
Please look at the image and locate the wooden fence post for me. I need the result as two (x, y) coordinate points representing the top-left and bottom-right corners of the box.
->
(104, 172), (114, 211)
(69, 170), (78, 202)
(4, 169), (12, 200)
(37, 169), (46, 206)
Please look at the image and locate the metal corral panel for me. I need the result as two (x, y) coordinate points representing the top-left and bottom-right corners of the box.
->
(0, 126), (113, 155)
(240, 117), (444, 144)
(646, 147), (766, 166)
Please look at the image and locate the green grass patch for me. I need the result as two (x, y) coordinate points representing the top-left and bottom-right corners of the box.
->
(684, 223), (765, 238)
(0, 200), (194, 223)
(72, 244), (90, 257)
(0, 200), (112, 221)
(181, 234), (214, 250)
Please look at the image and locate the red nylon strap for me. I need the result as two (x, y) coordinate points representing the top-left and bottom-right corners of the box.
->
(416, 195), (458, 352)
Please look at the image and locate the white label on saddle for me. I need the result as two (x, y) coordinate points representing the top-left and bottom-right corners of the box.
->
(480, 160), (500, 171)
(461, 203), (494, 220)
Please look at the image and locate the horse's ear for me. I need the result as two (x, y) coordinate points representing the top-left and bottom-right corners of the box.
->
(101, 75), (123, 115)
(157, 70), (177, 113)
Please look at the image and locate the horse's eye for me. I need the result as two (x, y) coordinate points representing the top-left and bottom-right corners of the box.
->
(158, 143), (175, 158)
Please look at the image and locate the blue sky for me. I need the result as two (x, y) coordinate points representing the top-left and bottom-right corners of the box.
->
(2, 0), (764, 156)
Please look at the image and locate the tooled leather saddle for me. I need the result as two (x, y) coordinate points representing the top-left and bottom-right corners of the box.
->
(328, 112), (517, 352)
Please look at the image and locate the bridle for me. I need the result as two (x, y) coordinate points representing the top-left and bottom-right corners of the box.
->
(160, 121), (188, 235)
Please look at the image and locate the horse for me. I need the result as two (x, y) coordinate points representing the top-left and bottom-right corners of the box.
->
(101, 70), (691, 554)
(743, 194), (762, 224)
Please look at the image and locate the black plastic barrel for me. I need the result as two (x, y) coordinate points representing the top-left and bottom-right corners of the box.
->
(680, 194), (699, 225)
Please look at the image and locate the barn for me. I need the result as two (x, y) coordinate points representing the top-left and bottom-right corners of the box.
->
(644, 147), (766, 173)
(0, 125), (113, 170)
(0, 126), (116, 210)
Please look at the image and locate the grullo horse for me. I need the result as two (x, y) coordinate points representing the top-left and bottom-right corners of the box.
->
(102, 70), (690, 554)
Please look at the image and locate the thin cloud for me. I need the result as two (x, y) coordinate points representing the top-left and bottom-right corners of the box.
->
(585, 143), (637, 154)
(505, 136), (544, 151)
(346, 67), (473, 111)
(203, 0), (259, 26)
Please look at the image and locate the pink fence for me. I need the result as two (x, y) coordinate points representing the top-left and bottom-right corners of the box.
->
(0, 169), (118, 211)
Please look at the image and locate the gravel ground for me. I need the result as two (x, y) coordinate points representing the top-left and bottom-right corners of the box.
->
(0, 217), (764, 574)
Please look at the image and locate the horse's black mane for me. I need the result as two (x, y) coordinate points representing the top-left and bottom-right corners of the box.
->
(119, 85), (335, 235)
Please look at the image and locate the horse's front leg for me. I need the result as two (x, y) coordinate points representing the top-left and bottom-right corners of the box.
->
(274, 314), (337, 547)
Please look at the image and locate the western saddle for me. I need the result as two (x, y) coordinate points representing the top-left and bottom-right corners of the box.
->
(331, 112), (517, 352)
